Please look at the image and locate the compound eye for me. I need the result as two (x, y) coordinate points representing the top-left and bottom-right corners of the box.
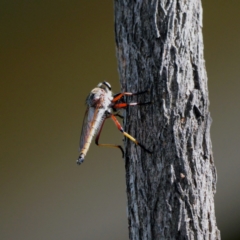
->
(102, 81), (111, 90)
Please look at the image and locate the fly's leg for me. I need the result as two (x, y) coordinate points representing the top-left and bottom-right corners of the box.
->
(113, 101), (152, 109)
(95, 117), (124, 157)
(112, 89), (149, 102)
(110, 114), (152, 154)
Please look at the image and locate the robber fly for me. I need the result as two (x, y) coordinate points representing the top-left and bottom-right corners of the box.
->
(77, 81), (151, 165)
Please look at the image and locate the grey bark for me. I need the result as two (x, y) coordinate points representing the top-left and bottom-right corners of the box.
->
(114, 0), (220, 240)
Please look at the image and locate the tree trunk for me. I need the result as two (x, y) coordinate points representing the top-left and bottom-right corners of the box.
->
(114, 0), (220, 239)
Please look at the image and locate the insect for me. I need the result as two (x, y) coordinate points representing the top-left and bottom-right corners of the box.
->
(77, 81), (151, 165)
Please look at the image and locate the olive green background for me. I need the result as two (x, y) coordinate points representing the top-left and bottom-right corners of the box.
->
(1, 1), (239, 239)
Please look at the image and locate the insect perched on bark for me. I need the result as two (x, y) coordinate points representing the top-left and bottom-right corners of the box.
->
(77, 81), (151, 165)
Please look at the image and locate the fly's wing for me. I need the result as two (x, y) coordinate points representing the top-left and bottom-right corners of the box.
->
(79, 104), (104, 152)
(79, 107), (93, 151)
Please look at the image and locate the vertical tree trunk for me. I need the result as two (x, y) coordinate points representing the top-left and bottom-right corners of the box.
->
(114, 0), (220, 239)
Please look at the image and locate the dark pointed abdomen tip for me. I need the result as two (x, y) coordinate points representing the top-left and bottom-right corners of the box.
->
(76, 154), (84, 165)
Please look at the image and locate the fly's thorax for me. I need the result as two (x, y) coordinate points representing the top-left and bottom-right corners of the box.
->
(86, 87), (113, 109)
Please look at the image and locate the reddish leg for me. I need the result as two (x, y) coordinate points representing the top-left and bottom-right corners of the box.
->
(112, 90), (149, 102)
(110, 114), (152, 153)
(113, 101), (151, 109)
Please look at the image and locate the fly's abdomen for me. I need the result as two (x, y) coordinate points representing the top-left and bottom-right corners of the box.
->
(77, 108), (105, 165)
(79, 123), (96, 155)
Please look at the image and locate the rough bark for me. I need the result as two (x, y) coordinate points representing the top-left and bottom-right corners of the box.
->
(114, 0), (220, 239)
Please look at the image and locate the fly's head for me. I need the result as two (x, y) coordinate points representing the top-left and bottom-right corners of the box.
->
(97, 81), (112, 94)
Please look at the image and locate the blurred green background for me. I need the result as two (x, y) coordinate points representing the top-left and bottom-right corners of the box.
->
(1, 1), (239, 239)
